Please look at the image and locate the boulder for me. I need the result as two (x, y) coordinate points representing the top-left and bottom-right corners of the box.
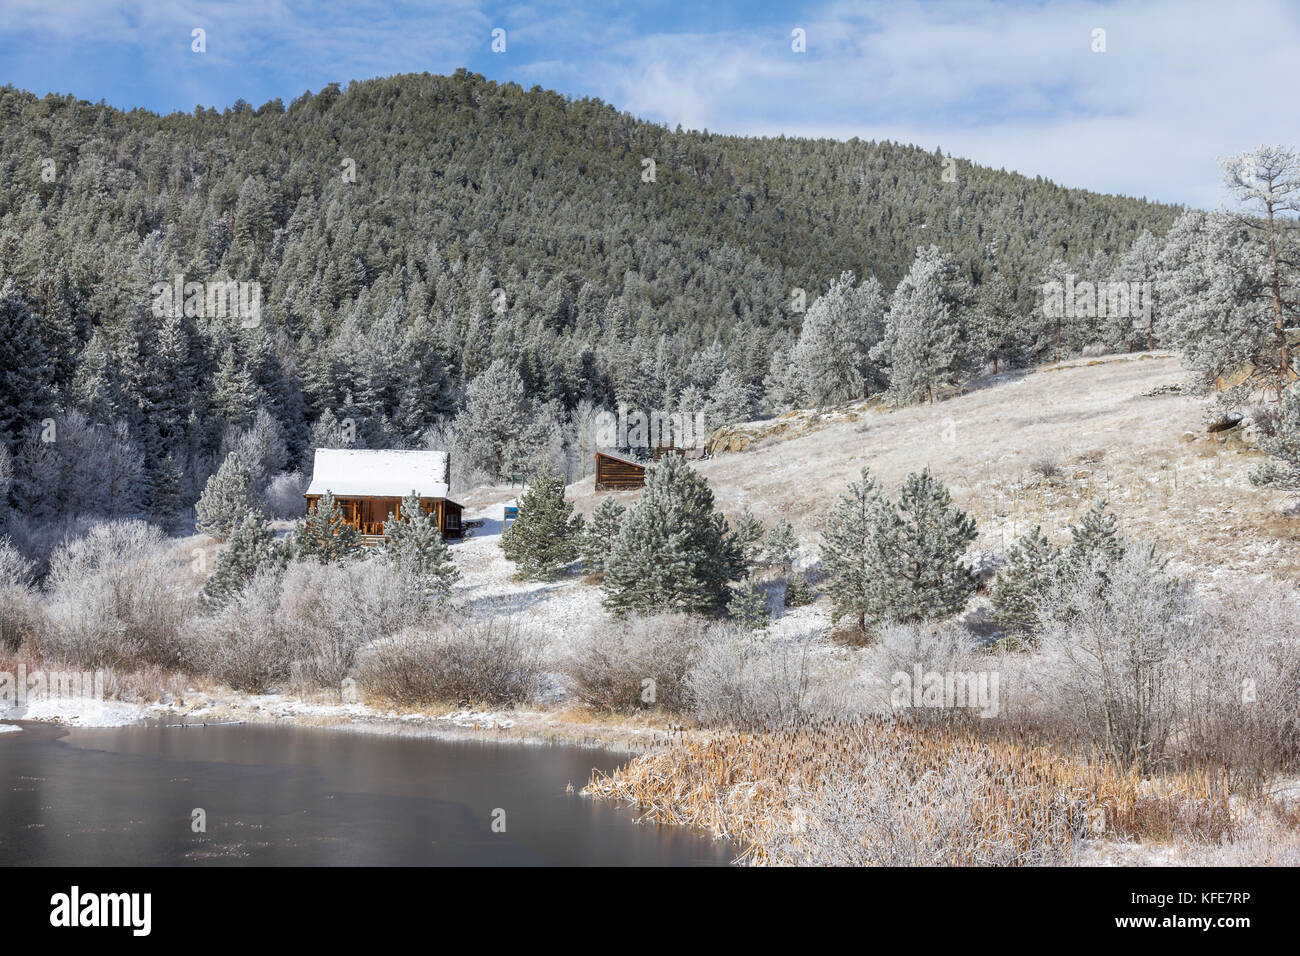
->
(1207, 412), (1244, 433)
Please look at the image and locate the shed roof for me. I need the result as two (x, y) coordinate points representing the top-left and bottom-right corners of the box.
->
(595, 450), (647, 468)
(304, 448), (450, 499)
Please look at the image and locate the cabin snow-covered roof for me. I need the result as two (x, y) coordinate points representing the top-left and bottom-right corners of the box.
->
(304, 448), (451, 499)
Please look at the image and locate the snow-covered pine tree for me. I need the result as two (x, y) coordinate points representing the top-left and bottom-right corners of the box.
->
(1221, 145), (1300, 404)
(195, 453), (259, 541)
(820, 468), (893, 635)
(727, 576), (771, 631)
(1063, 497), (1126, 580)
(888, 468), (978, 622)
(990, 525), (1062, 633)
(602, 455), (745, 616)
(383, 491), (459, 601)
(576, 496), (626, 577)
(293, 490), (362, 563)
(500, 468), (582, 581)
(873, 247), (968, 405)
(789, 272), (887, 407)
(763, 518), (799, 575)
(730, 506), (766, 568)
(201, 509), (287, 608)
(704, 368), (757, 431)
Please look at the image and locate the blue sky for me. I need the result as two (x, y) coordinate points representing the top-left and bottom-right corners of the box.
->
(2, 0), (1298, 209)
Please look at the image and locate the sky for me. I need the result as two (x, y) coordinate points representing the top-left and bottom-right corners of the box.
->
(1, 0), (1297, 209)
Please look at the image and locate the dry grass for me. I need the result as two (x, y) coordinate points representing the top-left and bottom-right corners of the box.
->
(587, 717), (1236, 865)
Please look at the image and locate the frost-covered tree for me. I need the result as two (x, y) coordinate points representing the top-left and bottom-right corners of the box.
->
(603, 455), (745, 616)
(577, 496), (626, 577)
(293, 490), (362, 563)
(727, 576), (771, 631)
(501, 468), (581, 581)
(454, 359), (551, 478)
(763, 518), (799, 575)
(990, 525), (1062, 633)
(1221, 145), (1300, 403)
(195, 453), (258, 541)
(1108, 230), (1163, 352)
(820, 468), (893, 635)
(887, 469), (978, 622)
(821, 468), (976, 635)
(789, 272), (887, 406)
(968, 271), (1028, 374)
(704, 368), (757, 430)
(729, 506), (766, 568)
(1252, 384), (1300, 487)
(383, 491), (459, 601)
(201, 509), (287, 608)
(1064, 498), (1127, 580)
(873, 247), (969, 405)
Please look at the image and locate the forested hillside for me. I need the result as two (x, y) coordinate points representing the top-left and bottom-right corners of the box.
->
(0, 69), (1180, 531)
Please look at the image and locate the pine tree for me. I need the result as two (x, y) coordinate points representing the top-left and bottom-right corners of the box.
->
(1063, 497), (1126, 580)
(873, 247), (968, 405)
(789, 272), (887, 406)
(201, 509), (287, 608)
(500, 468), (582, 581)
(888, 469), (978, 622)
(602, 455), (745, 616)
(577, 496), (626, 577)
(294, 490), (362, 563)
(763, 518), (799, 575)
(196, 453), (258, 541)
(383, 491), (459, 601)
(820, 468), (893, 635)
(990, 525), (1062, 633)
(730, 506), (766, 569)
(1254, 384), (1300, 486)
(727, 576), (771, 631)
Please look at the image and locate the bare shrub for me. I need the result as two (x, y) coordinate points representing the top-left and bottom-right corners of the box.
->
(563, 613), (706, 713)
(874, 620), (993, 724)
(1183, 583), (1300, 793)
(42, 520), (192, 669)
(262, 471), (308, 519)
(183, 571), (295, 692)
(357, 618), (545, 707)
(687, 624), (868, 729)
(1029, 453), (1061, 480)
(276, 558), (428, 692)
(1081, 343), (1105, 358)
(0, 537), (44, 651)
(1034, 544), (1198, 772)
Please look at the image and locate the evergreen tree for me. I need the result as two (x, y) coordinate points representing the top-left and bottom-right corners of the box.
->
(195, 453), (258, 541)
(294, 490), (362, 563)
(990, 525), (1062, 633)
(576, 496), (626, 577)
(201, 509), (287, 608)
(1254, 384), (1300, 486)
(763, 518), (799, 575)
(383, 491), (459, 601)
(820, 468), (893, 635)
(730, 506), (766, 568)
(873, 246), (969, 405)
(727, 576), (771, 631)
(602, 455), (745, 616)
(789, 272), (887, 406)
(1063, 497), (1126, 580)
(500, 468), (582, 581)
(888, 469), (978, 622)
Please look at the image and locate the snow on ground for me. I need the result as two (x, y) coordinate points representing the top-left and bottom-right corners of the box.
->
(6, 697), (149, 727)
(0, 723), (21, 733)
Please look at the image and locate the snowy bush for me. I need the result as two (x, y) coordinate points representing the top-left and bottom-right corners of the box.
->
(42, 520), (190, 669)
(183, 571), (295, 692)
(687, 625), (867, 730)
(357, 618), (545, 707)
(0, 536), (43, 651)
(563, 613), (706, 713)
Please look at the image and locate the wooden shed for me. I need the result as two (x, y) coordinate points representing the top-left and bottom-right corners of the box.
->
(304, 448), (464, 543)
(594, 450), (648, 490)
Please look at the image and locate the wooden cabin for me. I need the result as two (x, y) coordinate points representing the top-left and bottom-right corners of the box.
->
(304, 448), (464, 544)
(594, 450), (648, 490)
